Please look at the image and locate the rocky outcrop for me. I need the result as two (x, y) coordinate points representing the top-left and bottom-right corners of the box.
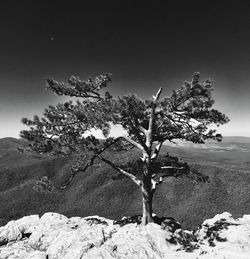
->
(0, 212), (249, 259)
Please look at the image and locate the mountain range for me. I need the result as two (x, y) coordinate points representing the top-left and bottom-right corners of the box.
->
(0, 136), (250, 229)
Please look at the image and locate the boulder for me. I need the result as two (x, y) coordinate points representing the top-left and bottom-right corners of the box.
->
(0, 212), (249, 259)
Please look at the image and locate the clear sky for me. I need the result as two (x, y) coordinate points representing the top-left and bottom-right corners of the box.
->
(1, 0), (250, 138)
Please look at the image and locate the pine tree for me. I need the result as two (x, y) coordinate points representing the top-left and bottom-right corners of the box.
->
(21, 72), (229, 225)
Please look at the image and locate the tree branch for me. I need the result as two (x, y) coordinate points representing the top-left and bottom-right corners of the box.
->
(147, 88), (162, 149)
(58, 136), (126, 189)
(161, 166), (185, 170)
(96, 154), (142, 187)
(58, 135), (143, 190)
(137, 121), (147, 135)
(153, 87), (163, 101)
(122, 135), (144, 151)
(59, 155), (97, 190)
(151, 177), (163, 193)
(129, 116), (149, 153)
(151, 141), (163, 161)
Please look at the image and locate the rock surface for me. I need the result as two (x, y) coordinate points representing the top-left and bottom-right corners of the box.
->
(0, 212), (249, 259)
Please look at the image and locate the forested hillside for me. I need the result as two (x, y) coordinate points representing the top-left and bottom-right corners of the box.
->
(0, 137), (250, 229)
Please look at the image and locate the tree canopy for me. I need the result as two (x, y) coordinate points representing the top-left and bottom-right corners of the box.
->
(21, 72), (229, 225)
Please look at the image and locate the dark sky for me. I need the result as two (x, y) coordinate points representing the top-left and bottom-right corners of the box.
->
(1, 0), (250, 137)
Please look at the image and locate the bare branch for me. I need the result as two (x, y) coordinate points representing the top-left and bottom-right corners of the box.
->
(131, 117), (147, 135)
(97, 154), (142, 187)
(151, 179), (157, 191)
(129, 116), (149, 153)
(58, 136), (127, 189)
(147, 87), (163, 149)
(153, 87), (163, 101)
(161, 166), (185, 170)
(151, 141), (163, 161)
(122, 135), (144, 151)
(137, 123), (147, 135)
(59, 155), (97, 190)
(169, 139), (177, 145)
(151, 177), (163, 193)
(156, 121), (164, 130)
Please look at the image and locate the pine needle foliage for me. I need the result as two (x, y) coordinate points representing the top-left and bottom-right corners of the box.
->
(21, 72), (229, 225)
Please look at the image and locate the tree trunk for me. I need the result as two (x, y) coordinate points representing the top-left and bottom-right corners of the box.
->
(141, 171), (154, 226)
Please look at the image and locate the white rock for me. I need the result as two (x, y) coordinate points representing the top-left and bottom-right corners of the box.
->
(0, 212), (250, 259)
(239, 214), (250, 224)
(196, 212), (250, 259)
(202, 212), (236, 226)
(0, 215), (39, 245)
(40, 212), (69, 224)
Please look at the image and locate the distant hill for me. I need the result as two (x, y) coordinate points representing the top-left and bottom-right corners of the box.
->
(163, 136), (250, 171)
(223, 136), (250, 143)
(0, 137), (250, 229)
(164, 136), (250, 148)
(0, 137), (27, 154)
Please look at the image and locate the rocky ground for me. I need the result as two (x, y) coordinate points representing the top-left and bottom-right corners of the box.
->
(0, 212), (249, 259)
